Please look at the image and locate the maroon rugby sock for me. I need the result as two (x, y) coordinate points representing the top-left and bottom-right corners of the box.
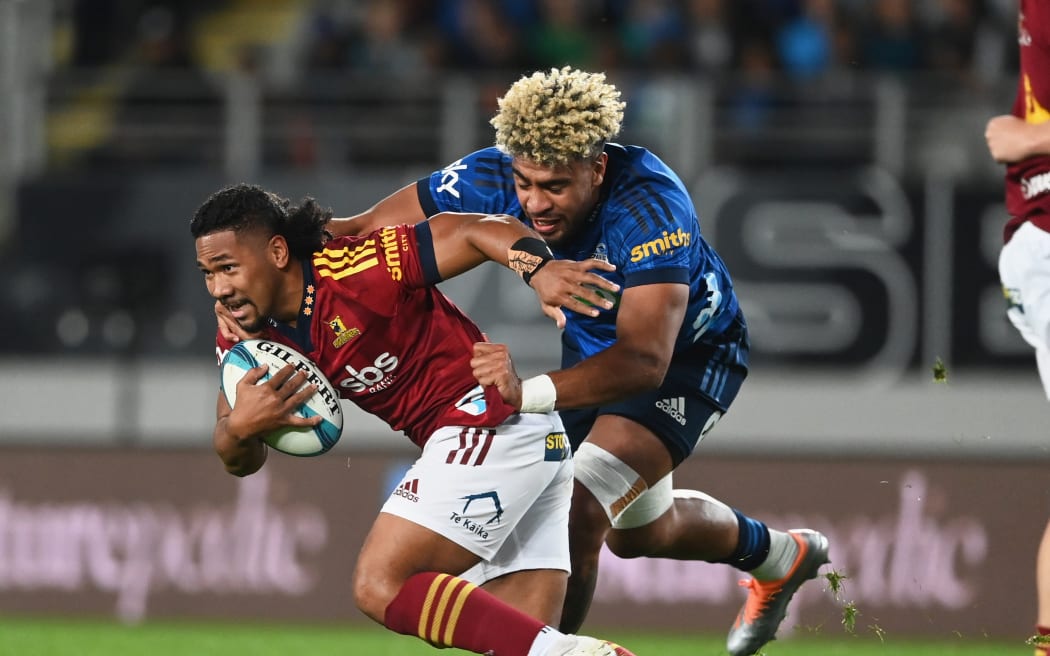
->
(384, 571), (546, 655)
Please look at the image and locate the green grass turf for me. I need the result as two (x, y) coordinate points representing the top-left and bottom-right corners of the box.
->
(0, 617), (1029, 656)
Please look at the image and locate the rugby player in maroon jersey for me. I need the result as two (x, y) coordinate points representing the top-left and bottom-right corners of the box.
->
(192, 183), (633, 656)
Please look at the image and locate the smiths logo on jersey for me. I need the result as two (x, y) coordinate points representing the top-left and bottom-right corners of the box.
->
(379, 226), (410, 281)
(314, 240), (380, 280)
(629, 228), (692, 263)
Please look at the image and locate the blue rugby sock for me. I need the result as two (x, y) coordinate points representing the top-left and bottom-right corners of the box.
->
(718, 508), (771, 571)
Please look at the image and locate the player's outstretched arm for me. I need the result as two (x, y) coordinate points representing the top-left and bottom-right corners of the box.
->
(473, 283), (687, 412)
(327, 182), (425, 237)
(547, 283), (686, 406)
(426, 211), (619, 321)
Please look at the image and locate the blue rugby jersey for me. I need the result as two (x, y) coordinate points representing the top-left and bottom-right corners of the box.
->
(417, 144), (748, 407)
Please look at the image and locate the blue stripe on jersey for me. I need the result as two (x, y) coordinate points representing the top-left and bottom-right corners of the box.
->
(700, 330), (745, 400)
(620, 188), (654, 232)
(414, 221), (441, 284)
(641, 182), (675, 228)
(624, 267), (690, 287)
(622, 182), (674, 232)
(702, 360), (727, 400)
(473, 156), (506, 183)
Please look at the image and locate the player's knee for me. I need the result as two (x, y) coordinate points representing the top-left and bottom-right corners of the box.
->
(605, 533), (647, 559)
(351, 566), (400, 623)
(604, 524), (666, 559)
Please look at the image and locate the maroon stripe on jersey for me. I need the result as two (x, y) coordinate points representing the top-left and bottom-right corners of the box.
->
(473, 430), (495, 466)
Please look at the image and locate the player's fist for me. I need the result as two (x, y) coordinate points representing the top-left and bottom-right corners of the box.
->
(985, 114), (1035, 164)
(471, 342), (523, 408)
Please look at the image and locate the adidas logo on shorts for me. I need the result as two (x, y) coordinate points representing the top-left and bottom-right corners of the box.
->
(655, 397), (687, 426)
(394, 478), (420, 503)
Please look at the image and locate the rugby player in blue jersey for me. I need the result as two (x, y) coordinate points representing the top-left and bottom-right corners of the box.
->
(218, 67), (830, 656)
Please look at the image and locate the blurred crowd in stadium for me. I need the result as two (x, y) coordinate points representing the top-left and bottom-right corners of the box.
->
(63, 0), (1015, 80)
(41, 0), (1018, 174)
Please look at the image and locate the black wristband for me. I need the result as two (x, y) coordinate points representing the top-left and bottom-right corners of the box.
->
(508, 237), (554, 286)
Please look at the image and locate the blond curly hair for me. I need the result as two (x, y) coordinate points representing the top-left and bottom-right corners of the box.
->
(490, 67), (625, 167)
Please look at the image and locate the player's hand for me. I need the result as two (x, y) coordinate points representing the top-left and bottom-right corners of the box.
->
(226, 364), (321, 440)
(215, 300), (262, 343)
(529, 258), (620, 328)
(471, 342), (523, 408)
(986, 114), (1034, 163)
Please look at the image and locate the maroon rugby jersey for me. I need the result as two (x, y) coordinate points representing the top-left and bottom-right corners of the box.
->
(216, 222), (515, 448)
(1004, 0), (1050, 242)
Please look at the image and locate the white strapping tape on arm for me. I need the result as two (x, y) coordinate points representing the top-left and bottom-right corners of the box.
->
(519, 374), (557, 413)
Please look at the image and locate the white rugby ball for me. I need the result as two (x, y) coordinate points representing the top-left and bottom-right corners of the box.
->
(220, 339), (343, 456)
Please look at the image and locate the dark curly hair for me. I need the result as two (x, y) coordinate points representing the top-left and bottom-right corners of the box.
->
(189, 183), (332, 258)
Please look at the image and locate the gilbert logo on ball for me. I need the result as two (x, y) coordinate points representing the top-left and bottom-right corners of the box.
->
(220, 339), (343, 456)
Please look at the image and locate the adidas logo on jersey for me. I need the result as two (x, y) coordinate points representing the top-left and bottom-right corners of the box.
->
(656, 397), (687, 426)
(394, 479), (420, 503)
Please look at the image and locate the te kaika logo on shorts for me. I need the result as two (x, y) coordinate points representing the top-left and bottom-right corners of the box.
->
(656, 397), (687, 426)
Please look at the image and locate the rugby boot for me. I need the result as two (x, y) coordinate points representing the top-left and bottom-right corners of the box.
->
(726, 529), (830, 656)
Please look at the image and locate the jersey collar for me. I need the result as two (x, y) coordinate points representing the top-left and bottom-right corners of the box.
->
(267, 258), (316, 352)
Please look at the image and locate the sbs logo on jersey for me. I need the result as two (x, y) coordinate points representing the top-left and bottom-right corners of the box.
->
(338, 352), (400, 393)
(1022, 171), (1050, 200)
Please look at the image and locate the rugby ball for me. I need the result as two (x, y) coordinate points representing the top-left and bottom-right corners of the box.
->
(220, 339), (343, 456)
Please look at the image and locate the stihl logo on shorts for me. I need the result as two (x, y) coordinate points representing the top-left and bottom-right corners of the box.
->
(656, 397), (687, 425)
(544, 432), (570, 461)
(394, 478), (420, 503)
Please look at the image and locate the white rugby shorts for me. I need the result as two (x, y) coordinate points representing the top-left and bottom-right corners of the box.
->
(1000, 220), (1050, 399)
(379, 411), (573, 584)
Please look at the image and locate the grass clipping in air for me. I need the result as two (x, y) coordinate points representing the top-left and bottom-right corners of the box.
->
(932, 357), (948, 383)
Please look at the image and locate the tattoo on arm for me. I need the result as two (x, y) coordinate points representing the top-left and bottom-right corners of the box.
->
(508, 237), (554, 286)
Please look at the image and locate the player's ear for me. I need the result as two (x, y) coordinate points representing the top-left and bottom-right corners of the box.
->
(591, 152), (608, 186)
(268, 234), (290, 268)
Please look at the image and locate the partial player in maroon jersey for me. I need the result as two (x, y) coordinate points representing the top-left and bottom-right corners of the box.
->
(986, 2), (1050, 652)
